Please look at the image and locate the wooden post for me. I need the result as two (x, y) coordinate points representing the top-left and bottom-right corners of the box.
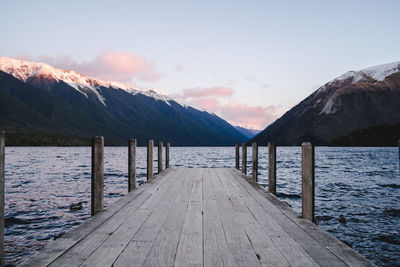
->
(268, 142), (277, 195)
(235, 144), (239, 169)
(242, 143), (247, 174)
(158, 141), (163, 173)
(147, 140), (154, 180)
(91, 136), (104, 216)
(128, 139), (136, 192)
(302, 142), (315, 222)
(0, 131), (4, 267)
(166, 142), (170, 169)
(252, 143), (258, 181)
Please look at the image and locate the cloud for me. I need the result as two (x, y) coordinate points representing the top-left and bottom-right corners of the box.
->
(21, 51), (160, 83)
(182, 86), (233, 98)
(177, 86), (279, 129)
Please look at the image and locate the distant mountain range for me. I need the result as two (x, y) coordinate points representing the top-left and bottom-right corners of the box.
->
(0, 57), (247, 146)
(234, 126), (261, 139)
(251, 61), (400, 146)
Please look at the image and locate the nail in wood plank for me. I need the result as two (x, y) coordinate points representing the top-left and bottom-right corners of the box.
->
(252, 142), (258, 182)
(158, 141), (163, 173)
(302, 142), (314, 222)
(268, 142), (276, 195)
(166, 142), (170, 169)
(128, 139), (136, 192)
(91, 136), (104, 216)
(241, 143), (247, 174)
(147, 140), (154, 180)
(235, 144), (239, 169)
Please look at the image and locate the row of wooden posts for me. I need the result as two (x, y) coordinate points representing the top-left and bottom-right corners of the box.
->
(0, 132), (169, 267)
(92, 136), (170, 216)
(236, 142), (315, 223)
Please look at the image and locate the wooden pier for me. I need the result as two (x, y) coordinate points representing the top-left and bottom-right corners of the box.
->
(20, 167), (374, 266)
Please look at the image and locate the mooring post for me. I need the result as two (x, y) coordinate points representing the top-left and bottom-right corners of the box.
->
(91, 136), (104, 216)
(302, 142), (315, 222)
(235, 144), (239, 169)
(242, 143), (247, 174)
(128, 139), (136, 192)
(147, 140), (154, 180)
(252, 142), (258, 182)
(0, 131), (5, 267)
(166, 142), (170, 169)
(158, 141), (163, 173)
(268, 142), (277, 195)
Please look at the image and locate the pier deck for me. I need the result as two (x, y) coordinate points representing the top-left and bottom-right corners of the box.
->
(20, 168), (374, 266)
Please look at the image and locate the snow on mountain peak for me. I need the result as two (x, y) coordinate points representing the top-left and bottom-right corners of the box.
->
(0, 56), (178, 106)
(334, 61), (400, 84)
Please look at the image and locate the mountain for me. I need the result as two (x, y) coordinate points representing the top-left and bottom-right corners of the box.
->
(0, 57), (247, 146)
(251, 61), (400, 145)
(329, 123), (400, 147)
(234, 126), (261, 139)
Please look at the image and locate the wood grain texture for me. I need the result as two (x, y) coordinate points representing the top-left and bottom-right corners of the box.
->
(252, 142), (258, 182)
(21, 167), (375, 267)
(147, 140), (154, 180)
(241, 143), (247, 174)
(128, 139), (137, 191)
(91, 136), (104, 216)
(302, 142), (315, 222)
(268, 142), (276, 195)
(158, 141), (163, 173)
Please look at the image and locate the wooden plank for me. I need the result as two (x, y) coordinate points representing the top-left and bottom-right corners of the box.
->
(158, 141), (163, 173)
(91, 136), (104, 216)
(48, 169), (180, 267)
(226, 169), (319, 266)
(20, 169), (174, 267)
(252, 142), (258, 182)
(112, 168), (191, 267)
(226, 169), (346, 266)
(268, 142), (276, 195)
(241, 143), (247, 174)
(230, 169), (375, 266)
(128, 139), (137, 191)
(209, 169), (261, 267)
(215, 169), (290, 266)
(147, 140), (154, 180)
(203, 168), (235, 267)
(235, 144), (239, 169)
(79, 169), (186, 267)
(166, 142), (170, 169)
(142, 168), (199, 266)
(174, 169), (203, 267)
(302, 142), (315, 222)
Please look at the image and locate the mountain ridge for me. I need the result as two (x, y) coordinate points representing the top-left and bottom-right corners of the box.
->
(250, 61), (400, 145)
(0, 57), (247, 146)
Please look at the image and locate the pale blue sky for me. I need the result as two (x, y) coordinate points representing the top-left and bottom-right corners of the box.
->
(2, 0), (400, 129)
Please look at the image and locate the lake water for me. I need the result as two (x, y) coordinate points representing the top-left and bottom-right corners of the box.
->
(4, 146), (400, 266)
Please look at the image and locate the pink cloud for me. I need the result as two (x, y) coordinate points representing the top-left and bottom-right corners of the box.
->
(182, 86), (233, 98)
(23, 51), (160, 83)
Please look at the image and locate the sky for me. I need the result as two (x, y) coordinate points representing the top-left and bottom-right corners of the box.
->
(1, 0), (400, 129)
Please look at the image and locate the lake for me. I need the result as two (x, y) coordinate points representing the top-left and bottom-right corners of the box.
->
(4, 146), (400, 266)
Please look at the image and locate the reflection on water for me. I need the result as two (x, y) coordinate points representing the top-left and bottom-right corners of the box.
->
(4, 146), (400, 266)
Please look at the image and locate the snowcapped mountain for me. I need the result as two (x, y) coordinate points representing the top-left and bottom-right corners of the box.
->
(0, 57), (246, 145)
(251, 61), (400, 145)
(0, 57), (180, 107)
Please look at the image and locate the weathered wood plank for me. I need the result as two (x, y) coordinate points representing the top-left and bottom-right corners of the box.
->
(302, 142), (315, 222)
(268, 142), (276, 195)
(210, 169), (261, 267)
(20, 169), (174, 267)
(128, 138), (137, 191)
(241, 143), (247, 174)
(158, 141), (163, 173)
(235, 144), (239, 169)
(91, 136), (104, 216)
(142, 168), (198, 266)
(111, 168), (189, 267)
(47, 169), (179, 267)
(252, 142), (258, 182)
(227, 169), (319, 266)
(80, 169), (186, 267)
(203, 169), (235, 267)
(215, 169), (290, 266)
(147, 140), (154, 180)
(174, 168), (203, 267)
